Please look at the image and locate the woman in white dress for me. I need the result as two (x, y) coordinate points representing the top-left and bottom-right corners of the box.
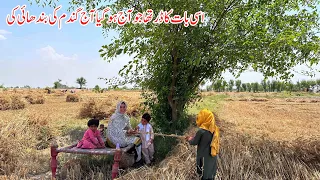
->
(106, 101), (142, 162)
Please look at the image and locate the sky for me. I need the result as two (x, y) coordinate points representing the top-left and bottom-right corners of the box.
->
(0, 0), (319, 88)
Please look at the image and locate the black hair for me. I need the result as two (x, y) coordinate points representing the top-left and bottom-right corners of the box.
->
(142, 113), (151, 122)
(121, 101), (127, 107)
(87, 119), (99, 127)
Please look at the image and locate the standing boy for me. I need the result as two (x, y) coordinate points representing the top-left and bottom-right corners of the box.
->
(136, 113), (155, 165)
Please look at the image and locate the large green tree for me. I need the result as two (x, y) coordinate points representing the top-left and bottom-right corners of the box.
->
(31, 0), (320, 132)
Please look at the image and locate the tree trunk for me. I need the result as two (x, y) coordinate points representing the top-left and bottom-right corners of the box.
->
(168, 48), (178, 122)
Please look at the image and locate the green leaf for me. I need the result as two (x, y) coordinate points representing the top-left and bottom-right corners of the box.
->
(116, 49), (123, 55)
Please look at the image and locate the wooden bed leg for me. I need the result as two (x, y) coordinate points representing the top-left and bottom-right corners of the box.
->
(50, 144), (59, 180)
(112, 149), (122, 179)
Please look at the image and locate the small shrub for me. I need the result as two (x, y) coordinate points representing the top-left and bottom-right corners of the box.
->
(66, 94), (80, 102)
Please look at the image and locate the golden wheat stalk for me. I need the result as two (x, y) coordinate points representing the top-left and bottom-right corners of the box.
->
(137, 132), (185, 139)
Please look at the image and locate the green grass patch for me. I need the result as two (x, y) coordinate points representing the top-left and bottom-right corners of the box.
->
(187, 94), (229, 115)
(153, 136), (177, 163)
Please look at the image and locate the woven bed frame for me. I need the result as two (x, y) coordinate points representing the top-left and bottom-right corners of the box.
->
(50, 143), (134, 179)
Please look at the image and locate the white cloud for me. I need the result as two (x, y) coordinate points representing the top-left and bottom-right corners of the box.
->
(38, 45), (77, 61)
(0, 30), (11, 34)
(0, 30), (11, 40)
(0, 45), (131, 88)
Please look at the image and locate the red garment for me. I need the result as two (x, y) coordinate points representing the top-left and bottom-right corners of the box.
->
(77, 129), (105, 149)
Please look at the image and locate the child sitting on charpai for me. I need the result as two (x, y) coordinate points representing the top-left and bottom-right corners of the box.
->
(77, 119), (105, 149)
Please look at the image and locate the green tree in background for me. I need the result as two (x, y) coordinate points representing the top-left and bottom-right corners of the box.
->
(261, 80), (267, 92)
(76, 77), (87, 89)
(53, 79), (62, 89)
(241, 83), (247, 92)
(228, 80), (234, 92)
(222, 80), (228, 92)
(235, 80), (241, 92)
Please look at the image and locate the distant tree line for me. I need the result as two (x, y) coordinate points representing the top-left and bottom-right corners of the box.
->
(1, 78), (319, 93)
(206, 79), (320, 93)
(52, 77), (86, 89)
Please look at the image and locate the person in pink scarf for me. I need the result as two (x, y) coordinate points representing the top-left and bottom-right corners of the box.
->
(77, 119), (105, 149)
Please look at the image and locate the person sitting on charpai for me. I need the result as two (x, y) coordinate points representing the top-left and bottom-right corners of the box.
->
(77, 118), (105, 149)
(106, 101), (142, 163)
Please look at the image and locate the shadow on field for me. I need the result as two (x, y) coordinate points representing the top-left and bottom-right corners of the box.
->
(62, 126), (86, 143)
(68, 126), (86, 142)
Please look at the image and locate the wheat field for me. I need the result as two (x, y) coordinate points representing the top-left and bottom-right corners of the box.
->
(0, 89), (319, 179)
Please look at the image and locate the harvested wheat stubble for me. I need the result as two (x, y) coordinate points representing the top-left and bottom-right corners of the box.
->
(53, 91), (65, 96)
(218, 100), (320, 142)
(310, 99), (320, 103)
(24, 94), (45, 104)
(217, 131), (320, 180)
(238, 98), (249, 101)
(124, 120), (320, 180)
(298, 99), (307, 103)
(250, 98), (268, 102)
(66, 94), (80, 102)
(119, 116), (320, 180)
(286, 98), (295, 102)
(0, 114), (49, 176)
(118, 142), (198, 180)
(236, 98), (269, 102)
